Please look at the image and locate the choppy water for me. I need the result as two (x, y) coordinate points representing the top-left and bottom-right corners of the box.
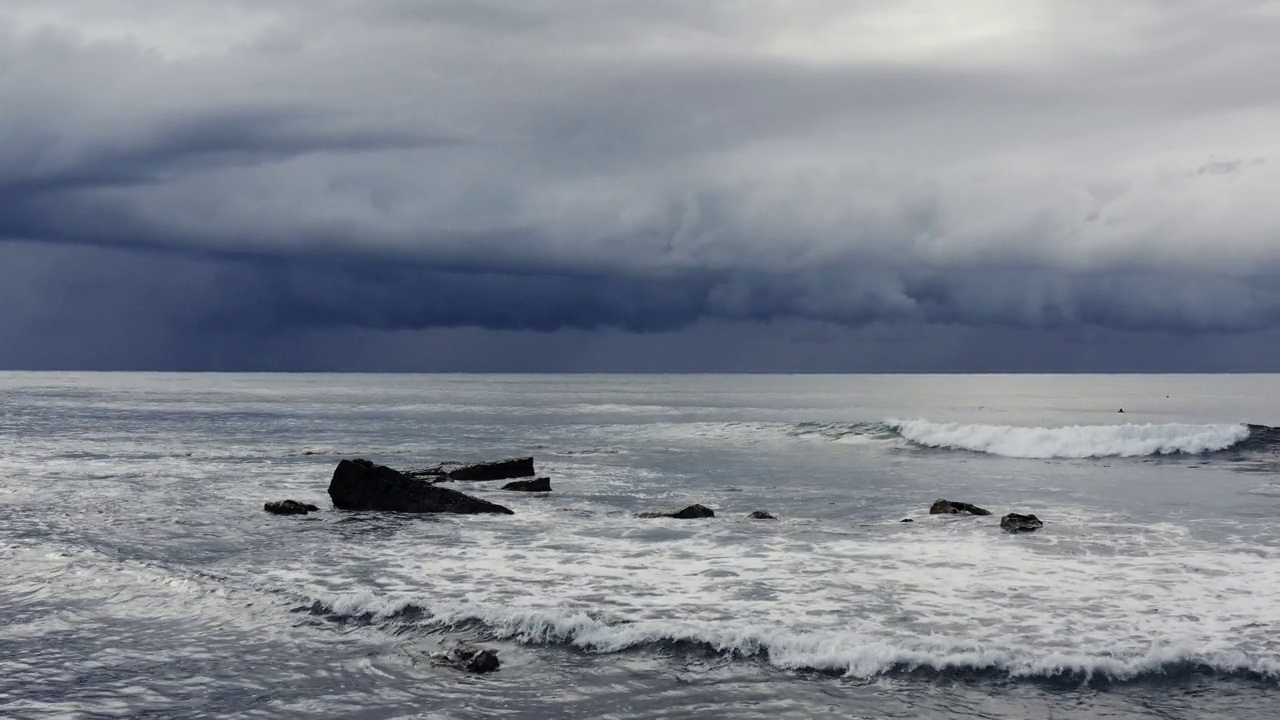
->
(3, 372), (1280, 719)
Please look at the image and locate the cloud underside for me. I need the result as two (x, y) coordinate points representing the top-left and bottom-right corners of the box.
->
(1, 1), (1278, 369)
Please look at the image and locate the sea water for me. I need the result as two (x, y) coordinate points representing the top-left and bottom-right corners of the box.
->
(1, 372), (1278, 719)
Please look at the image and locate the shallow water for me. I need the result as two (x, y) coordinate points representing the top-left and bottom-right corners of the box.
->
(2, 373), (1279, 719)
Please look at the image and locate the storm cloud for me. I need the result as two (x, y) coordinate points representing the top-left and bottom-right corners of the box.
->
(1, 1), (1278, 370)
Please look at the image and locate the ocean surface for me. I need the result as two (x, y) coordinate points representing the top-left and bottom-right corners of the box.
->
(2, 373), (1279, 719)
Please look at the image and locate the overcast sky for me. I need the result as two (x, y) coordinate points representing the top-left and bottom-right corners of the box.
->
(1, 0), (1277, 371)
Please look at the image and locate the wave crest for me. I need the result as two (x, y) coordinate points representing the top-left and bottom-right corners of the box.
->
(296, 595), (1280, 684)
(889, 420), (1253, 458)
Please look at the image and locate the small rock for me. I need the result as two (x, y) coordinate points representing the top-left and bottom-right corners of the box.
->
(433, 645), (500, 674)
(929, 499), (991, 516)
(900, 518), (914, 523)
(264, 500), (319, 515)
(1000, 513), (1044, 533)
(639, 504), (715, 519)
(502, 477), (551, 492)
(747, 510), (777, 520)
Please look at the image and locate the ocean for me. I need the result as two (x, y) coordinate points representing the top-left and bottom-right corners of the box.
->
(2, 372), (1278, 719)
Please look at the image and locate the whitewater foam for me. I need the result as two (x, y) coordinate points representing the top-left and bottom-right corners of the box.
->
(264, 502), (1280, 684)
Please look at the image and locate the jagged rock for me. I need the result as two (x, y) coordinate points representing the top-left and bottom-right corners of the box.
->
(407, 457), (536, 482)
(502, 477), (551, 492)
(747, 510), (776, 520)
(929, 499), (991, 516)
(1001, 513), (1044, 533)
(264, 500), (319, 515)
(328, 459), (514, 515)
(433, 645), (501, 674)
(639, 504), (715, 519)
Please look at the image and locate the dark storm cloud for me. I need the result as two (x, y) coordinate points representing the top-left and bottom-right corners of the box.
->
(1, 1), (1279, 369)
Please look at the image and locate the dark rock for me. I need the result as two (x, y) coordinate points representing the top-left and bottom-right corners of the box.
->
(929, 499), (992, 516)
(747, 510), (776, 520)
(900, 518), (914, 523)
(328, 459), (514, 515)
(502, 477), (551, 492)
(264, 500), (319, 515)
(639, 504), (715, 519)
(1000, 513), (1044, 533)
(410, 457), (536, 482)
(434, 645), (500, 674)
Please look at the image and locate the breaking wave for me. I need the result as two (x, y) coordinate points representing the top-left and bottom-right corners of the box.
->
(294, 595), (1280, 685)
(792, 421), (1279, 459)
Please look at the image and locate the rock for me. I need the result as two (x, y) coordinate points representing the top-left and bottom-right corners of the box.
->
(1000, 513), (1044, 533)
(502, 477), (551, 492)
(639, 504), (715, 519)
(747, 510), (776, 520)
(264, 500), (319, 515)
(328, 459), (514, 515)
(900, 518), (914, 523)
(433, 645), (501, 674)
(929, 499), (992, 516)
(409, 457), (536, 482)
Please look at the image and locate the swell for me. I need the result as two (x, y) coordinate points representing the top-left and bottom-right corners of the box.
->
(791, 421), (1280, 459)
(290, 598), (1280, 686)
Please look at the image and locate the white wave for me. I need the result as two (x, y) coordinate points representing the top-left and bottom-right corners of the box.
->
(891, 420), (1251, 458)
(305, 593), (1280, 681)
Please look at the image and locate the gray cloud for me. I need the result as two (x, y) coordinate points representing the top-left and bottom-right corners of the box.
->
(1, 1), (1279, 369)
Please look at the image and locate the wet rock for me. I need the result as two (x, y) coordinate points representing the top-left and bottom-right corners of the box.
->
(408, 457), (536, 482)
(502, 477), (551, 492)
(1000, 513), (1044, 533)
(639, 504), (715, 519)
(929, 499), (992, 516)
(747, 510), (777, 520)
(328, 459), (514, 515)
(433, 645), (501, 674)
(900, 518), (914, 523)
(264, 500), (319, 515)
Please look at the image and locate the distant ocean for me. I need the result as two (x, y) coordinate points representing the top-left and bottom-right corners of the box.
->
(3, 373), (1279, 719)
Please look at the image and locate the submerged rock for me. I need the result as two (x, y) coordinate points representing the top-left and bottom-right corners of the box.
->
(502, 477), (551, 492)
(1000, 513), (1044, 533)
(264, 499), (319, 515)
(747, 510), (777, 520)
(900, 518), (914, 523)
(328, 459), (514, 515)
(639, 504), (715, 519)
(929, 499), (992, 516)
(432, 645), (501, 674)
(408, 457), (536, 482)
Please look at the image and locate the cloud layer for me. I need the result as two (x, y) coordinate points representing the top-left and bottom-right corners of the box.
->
(1, 1), (1278, 369)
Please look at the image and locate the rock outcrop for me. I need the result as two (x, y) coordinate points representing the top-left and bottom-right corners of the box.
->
(639, 504), (715, 519)
(264, 500), (319, 515)
(929, 499), (992, 516)
(328, 459), (514, 515)
(1000, 513), (1044, 533)
(502, 477), (551, 492)
(747, 510), (777, 520)
(407, 457), (536, 482)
